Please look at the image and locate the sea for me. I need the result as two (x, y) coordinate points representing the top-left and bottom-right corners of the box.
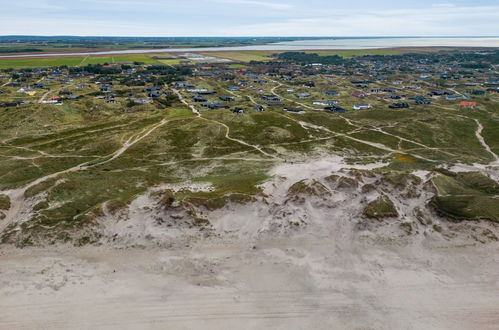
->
(1, 37), (498, 58)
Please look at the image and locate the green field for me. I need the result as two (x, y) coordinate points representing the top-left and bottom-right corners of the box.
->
(0, 54), (163, 68)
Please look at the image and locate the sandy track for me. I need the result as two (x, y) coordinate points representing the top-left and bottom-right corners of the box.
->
(174, 89), (279, 160)
(269, 80), (323, 111)
(0, 78), (12, 87)
(473, 118), (499, 163)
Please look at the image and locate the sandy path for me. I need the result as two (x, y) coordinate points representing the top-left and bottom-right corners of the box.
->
(246, 95), (259, 106)
(340, 115), (456, 157)
(173, 89), (200, 115)
(269, 80), (323, 111)
(38, 89), (54, 103)
(0, 77), (12, 87)
(174, 89), (279, 160)
(473, 118), (499, 163)
(78, 55), (89, 66)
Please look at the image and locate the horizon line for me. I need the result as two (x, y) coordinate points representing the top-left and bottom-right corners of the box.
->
(1, 35), (499, 38)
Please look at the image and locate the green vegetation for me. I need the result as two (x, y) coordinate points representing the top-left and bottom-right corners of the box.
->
(288, 179), (331, 197)
(431, 172), (499, 222)
(0, 54), (164, 69)
(363, 194), (398, 219)
(1, 47), (498, 245)
(0, 194), (10, 210)
(200, 51), (274, 62)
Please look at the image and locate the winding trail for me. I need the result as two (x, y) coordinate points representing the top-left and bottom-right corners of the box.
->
(453, 114), (499, 164)
(1, 77), (12, 88)
(269, 81), (323, 111)
(174, 89), (280, 160)
(473, 118), (499, 164)
(339, 115), (456, 157)
(173, 89), (200, 116)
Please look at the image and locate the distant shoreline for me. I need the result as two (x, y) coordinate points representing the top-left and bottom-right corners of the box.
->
(0, 46), (497, 60)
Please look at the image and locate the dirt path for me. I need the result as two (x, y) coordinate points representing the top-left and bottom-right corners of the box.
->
(173, 89), (200, 116)
(269, 80), (323, 111)
(174, 89), (279, 160)
(473, 118), (499, 163)
(276, 108), (436, 162)
(38, 89), (54, 103)
(453, 114), (499, 164)
(78, 55), (89, 66)
(1, 77), (12, 87)
(339, 115), (456, 157)
(246, 95), (259, 106)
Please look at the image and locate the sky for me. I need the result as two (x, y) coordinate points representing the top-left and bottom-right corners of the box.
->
(1, 0), (499, 37)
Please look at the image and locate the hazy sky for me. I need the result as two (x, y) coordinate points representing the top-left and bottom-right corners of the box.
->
(1, 0), (499, 36)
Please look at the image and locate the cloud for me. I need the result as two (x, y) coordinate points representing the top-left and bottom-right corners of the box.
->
(220, 5), (499, 36)
(0, 1), (498, 36)
(211, 0), (293, 10)
(432, 3), (456, 8)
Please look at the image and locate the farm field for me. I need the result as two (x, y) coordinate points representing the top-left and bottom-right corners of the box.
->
(0, 54), (164, 68)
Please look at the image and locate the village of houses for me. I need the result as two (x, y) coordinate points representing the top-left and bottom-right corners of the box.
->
(0, 50), (497, 119)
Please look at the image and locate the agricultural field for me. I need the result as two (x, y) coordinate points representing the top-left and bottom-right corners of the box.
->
(0, 54), (164, 69)
(200, 51), (275, 62)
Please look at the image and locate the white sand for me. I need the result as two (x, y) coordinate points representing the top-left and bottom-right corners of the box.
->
(1, 234), (498, 330)
(1, 156), (499, 329)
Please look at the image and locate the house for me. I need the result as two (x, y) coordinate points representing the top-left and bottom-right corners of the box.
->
(469, 90), (486, 96)
(186, 88), (208, 93)
(324, 90), (339, 96)
(148, 91), (162, 98)
(130, 98), (151, 104)
(459, 101), (477, 108)
(254, 105), (265, 112)
(266, 100), (283, 106)
(445, 94), (467, 101)
(412, 96), (432, 105)
(284, 108), (305, 114)
(197, 90), (217, 95)
(429, 90), (454, 97)
(385, 94), (401, 99)
(325, 106), (347, 113)
(232, 107), (244, 114)
(174, 82), (193, 88)
(146, 86), (162, 92)
(192, 95), (208, 102)
(353, 104), (372, 110)
(261, 95), (280, 101)
(352, 92), (369, 98)
(389, 102), (409, 109)
(295, 93), (311, 99)
(219, 95), (235, 102)
(202, 102), (229, 110)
